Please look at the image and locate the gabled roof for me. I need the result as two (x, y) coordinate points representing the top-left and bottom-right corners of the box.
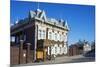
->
(29, 10), (36, 18)
(29, 9), (47, 21)
(12, 9), (70, 31)
(40, 10), (47, 21)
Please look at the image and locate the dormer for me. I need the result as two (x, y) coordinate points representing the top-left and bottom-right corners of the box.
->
(29, 9), (47, 21)
(29, 10), (36, 18)
(36, 9), (42, 17)
(59, 19), (64, 25)
(40, 10), (47, 21)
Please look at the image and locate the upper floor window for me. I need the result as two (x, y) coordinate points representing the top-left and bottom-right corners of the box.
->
(38, 29), (46, 39)
(42, 30), (46, 39)
(55, 33), (57, 41)
(60, 34), (62, 41)
(57, 33), (60, 41)
(64, 33), (67, 42)
(38, 30), (41, 39)
(48, 32), (52, 40)
(52, 32), (54, 40)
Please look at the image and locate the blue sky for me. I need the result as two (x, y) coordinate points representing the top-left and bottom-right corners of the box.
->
(10, 1), (95, 45)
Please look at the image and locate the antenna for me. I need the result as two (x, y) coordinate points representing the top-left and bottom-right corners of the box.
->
(37, 2), (40, 10)
(37, 2), (41, 12)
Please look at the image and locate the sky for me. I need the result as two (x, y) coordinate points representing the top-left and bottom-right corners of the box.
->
(10, 1), (95, 45)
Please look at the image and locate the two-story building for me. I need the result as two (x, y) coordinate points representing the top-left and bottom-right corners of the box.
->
(11, 9), (70, 61)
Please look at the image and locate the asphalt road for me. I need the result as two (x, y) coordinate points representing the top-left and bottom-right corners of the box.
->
(12, 55), (95, 67)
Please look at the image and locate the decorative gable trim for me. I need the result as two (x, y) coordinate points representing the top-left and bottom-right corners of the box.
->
(40, 10), (47, 21)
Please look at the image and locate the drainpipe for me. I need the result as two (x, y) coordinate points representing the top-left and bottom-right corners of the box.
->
(34, 24), (38, 62)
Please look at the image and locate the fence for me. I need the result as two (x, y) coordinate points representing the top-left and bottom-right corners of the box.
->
(10, 40), (34, 65)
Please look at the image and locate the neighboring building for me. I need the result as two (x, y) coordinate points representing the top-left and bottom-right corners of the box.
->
(83, 42), (91, 53)
(11, 9), (69, 61)
(68, 41), (92, 56)
(68, 44), (83, 56)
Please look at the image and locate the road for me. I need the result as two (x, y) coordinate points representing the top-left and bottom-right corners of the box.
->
(12, 55), (95, 66)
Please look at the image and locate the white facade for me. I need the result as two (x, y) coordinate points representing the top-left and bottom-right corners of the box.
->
(34, 9), (69, 56)
(38, 26), (46, 40)
(37, 24), (68, 56)
(63, 44), (67, 54)
(48, 44), (68, 56)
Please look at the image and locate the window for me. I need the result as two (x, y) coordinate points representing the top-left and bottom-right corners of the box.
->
(23, 35), (26, 41)
(11, 36), (15, 42)
(55, 33), (57, 41)
(62, 35), (65, 42)
(40, 30), (41, 38)
(51, 46), (54, 55)
(16, 36), (19, 43)
(59, 45), (62, 55)
(52, 32), (54, 40)
(55, 47), (57, 55)
(64, 33), (67, 42)
(64, 36), (67, 42)
(60, 47), (62, 54)
(57, 33), (60, 41)
(63, 45), (67, 54)
(42, 30), (46, 39)
(48, 32), (52, 40)
(47, 47), (50, 55)
(57, 46), (60, 54)
(38, 29), (41, 39)
(60, 34), (62, 41)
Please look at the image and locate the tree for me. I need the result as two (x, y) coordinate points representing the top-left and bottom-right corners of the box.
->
(91, 41), (95, 50)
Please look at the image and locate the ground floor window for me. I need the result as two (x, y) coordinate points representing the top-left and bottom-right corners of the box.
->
(11, 36), (15, 42)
